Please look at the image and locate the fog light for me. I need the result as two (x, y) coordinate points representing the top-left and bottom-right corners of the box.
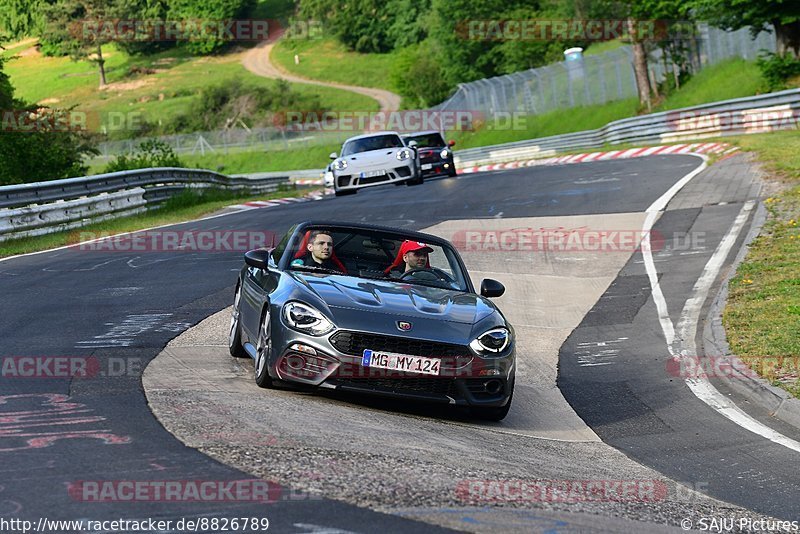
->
(285, 354), (306, 370)
(444, 163), (450, 168)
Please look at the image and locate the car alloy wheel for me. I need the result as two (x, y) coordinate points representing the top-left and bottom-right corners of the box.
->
(228, 285), (247, 358)
(254, 309), (274, 388)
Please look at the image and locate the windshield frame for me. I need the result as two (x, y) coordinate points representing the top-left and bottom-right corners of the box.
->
(279, 223), (475, 294)
(404, 132), (446, 148)
(341, 134), (405, 156)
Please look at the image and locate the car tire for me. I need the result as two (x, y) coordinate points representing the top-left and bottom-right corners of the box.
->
(406, 175), (424, 186)
(471, 381), (514, 421)
(254, 309), (275, 388)
(228, 285), (247, 358)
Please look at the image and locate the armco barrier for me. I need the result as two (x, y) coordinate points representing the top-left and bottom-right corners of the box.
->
(453, 89), (800, 168)
(0, 168), (291, 242)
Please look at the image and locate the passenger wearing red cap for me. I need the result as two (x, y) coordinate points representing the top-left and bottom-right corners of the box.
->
(384, 240), (433, 276)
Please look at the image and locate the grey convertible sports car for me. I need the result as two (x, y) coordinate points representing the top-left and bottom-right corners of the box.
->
(228, 221), (515, 420)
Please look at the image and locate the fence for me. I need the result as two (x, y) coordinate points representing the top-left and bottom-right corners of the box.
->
(436, 24), (776, 116)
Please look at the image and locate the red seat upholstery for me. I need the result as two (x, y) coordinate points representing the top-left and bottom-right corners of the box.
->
(294, 231), (347, 273)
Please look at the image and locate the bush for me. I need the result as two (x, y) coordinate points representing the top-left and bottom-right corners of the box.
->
(390, 41), (452, 108)
(104, 139), (184, 173)
(165, 78), (326, 133)
(757, 52), (800, 91)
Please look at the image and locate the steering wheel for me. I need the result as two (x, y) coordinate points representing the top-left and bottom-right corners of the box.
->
(399, 267), (457, 286)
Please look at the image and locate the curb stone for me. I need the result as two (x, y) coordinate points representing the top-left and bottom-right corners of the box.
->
(702, 171), (800, 430)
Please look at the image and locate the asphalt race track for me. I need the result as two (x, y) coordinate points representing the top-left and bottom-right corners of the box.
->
(1, 154), (798, 532)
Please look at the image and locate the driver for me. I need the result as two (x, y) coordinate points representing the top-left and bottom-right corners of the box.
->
(291, 230), (339, 270)
(384, 240), (434, 277)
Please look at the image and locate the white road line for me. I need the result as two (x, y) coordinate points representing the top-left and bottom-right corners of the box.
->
(641, 158), (800, 453)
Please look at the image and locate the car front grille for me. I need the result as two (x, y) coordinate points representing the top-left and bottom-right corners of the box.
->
(337, 175), (352, 187)
(395, 166), (411, 177)
(358, 174), (391, 185)
(329, 330), (470, 359)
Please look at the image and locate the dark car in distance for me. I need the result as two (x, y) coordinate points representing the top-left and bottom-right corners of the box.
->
(228, 221), (515, 420)
(402, 131), (457, 178)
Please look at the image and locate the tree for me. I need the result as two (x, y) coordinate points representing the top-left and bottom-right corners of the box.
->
(42, 0), (122, 87)
(0, 0), (50, 39)
(0, 55), (98, 185)
(168, 0), (258, 54)
(693, 0), (800, 57)
(584, 0), (694, 110)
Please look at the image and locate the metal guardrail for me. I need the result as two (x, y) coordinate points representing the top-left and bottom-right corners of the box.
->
(453, 89), (800, 167)
(0, 168), (292, 242)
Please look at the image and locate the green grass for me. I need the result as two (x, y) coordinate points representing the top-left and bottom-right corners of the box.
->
(724, 131), (800, 399)
(0, 186), (319, 258)
(654, 58), (765, 111)
(177, 143), (338, 174)
(449, 99), (639, 149)
(271, 36), (399, 92)
(3, 40), (378, 136)
(583, 40), (626, 57)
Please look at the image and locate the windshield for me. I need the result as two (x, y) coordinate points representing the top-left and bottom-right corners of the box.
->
(405, 133), (446, 148)
(286, 226), (470, 291)
(342, 134), (404, 156)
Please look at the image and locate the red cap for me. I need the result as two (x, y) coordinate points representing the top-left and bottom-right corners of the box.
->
(399, 240), (433, 255)
(384, 240), (433, 273)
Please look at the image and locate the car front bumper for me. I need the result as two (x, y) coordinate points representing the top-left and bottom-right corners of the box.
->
(268, 327), (514, 408)
(332, 160), (416, 191)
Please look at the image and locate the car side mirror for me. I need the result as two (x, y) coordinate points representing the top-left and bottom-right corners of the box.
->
(448, 140), (456, 147)
(407, 140), (418, 148)
(480, 278), (505, 298)
(244, 249), (273, 270)
(329, 152), (338, 160)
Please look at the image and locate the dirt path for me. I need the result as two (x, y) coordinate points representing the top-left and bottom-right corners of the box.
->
(242, 34), (401, 113)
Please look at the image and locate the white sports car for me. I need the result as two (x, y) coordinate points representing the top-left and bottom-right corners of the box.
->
(329, 131), (422, 196)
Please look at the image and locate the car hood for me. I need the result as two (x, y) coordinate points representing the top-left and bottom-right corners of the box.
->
(343, 148), (403, 164)
(289, 273), (495, 325)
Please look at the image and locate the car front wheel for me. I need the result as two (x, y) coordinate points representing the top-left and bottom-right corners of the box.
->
(254, 309), (274, 388)
(228, 285), (247, 358)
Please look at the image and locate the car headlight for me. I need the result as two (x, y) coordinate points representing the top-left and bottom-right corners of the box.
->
(469, 327), (510, 355)
(333, 159), (348, 171)
(440, 149), (450, 159)
(283, 301), (335, 336)
(396, 148), (412, 161)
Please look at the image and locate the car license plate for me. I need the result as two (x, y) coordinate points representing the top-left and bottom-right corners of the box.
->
(362, 349), (441, 376)
(359, 170), (386, 178)
(421, 163), (433, 170)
